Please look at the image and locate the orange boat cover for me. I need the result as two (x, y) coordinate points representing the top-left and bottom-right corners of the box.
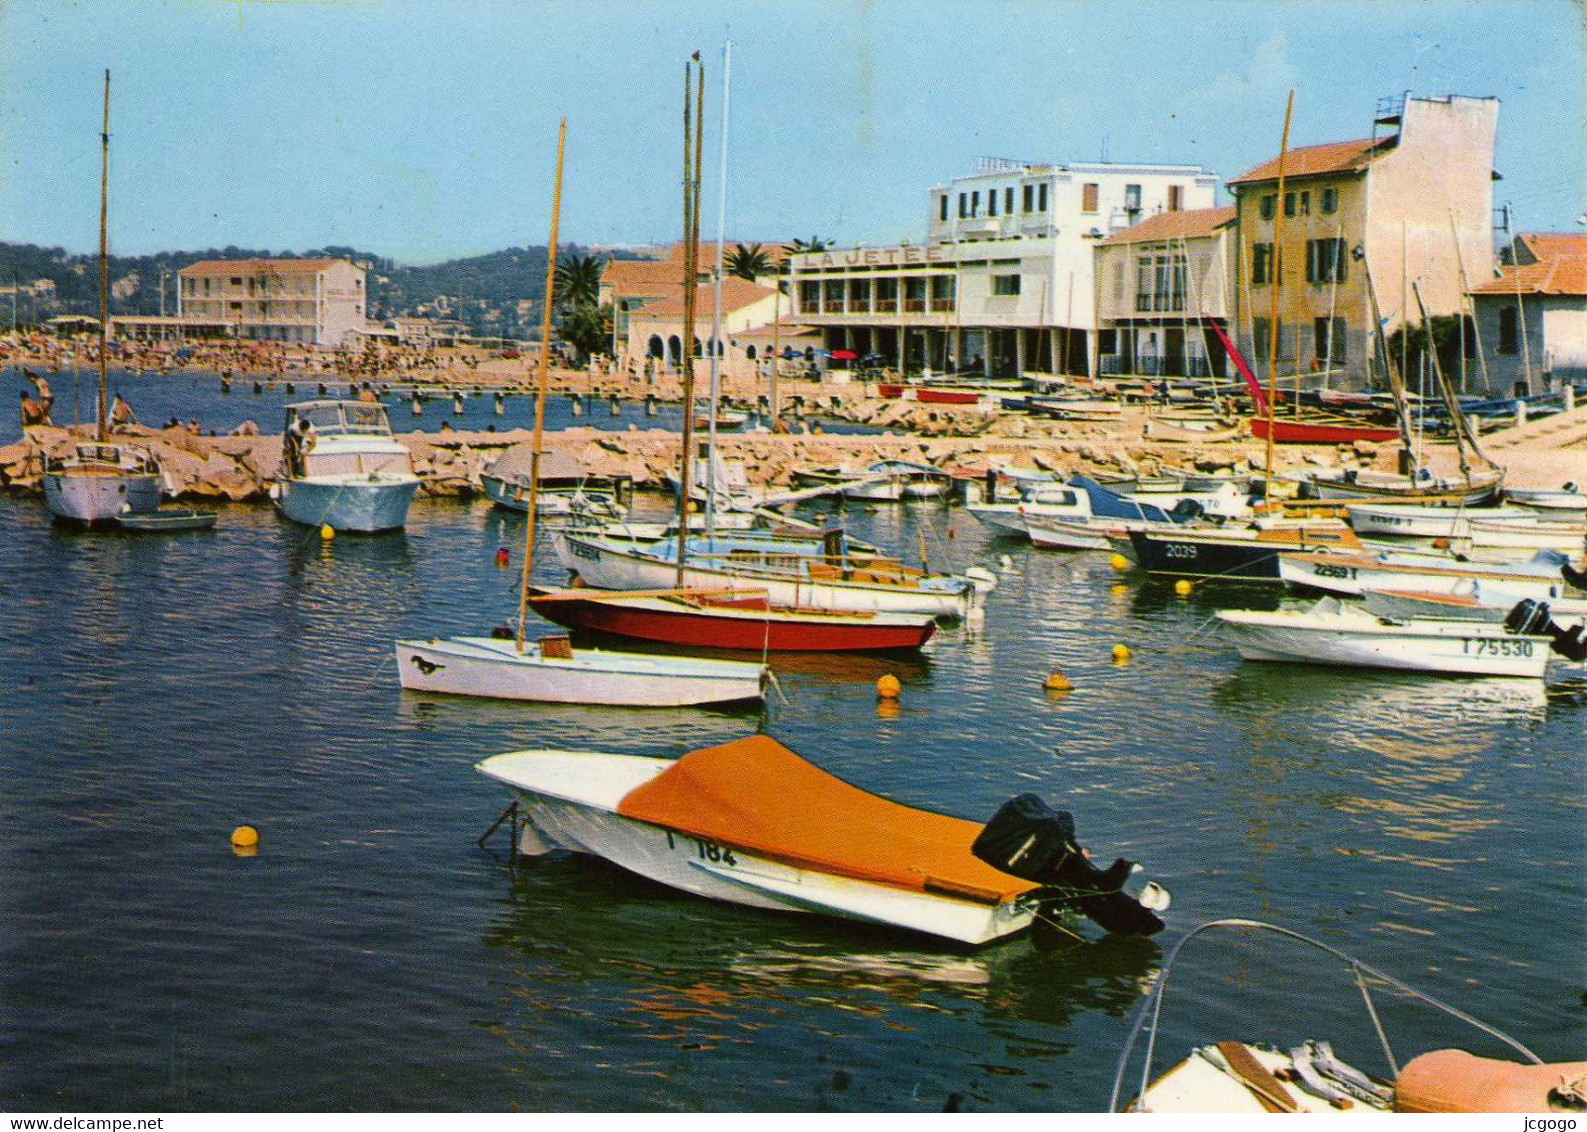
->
(1394, 1049), (1587, 1113)
(616, 735), (1040, 904)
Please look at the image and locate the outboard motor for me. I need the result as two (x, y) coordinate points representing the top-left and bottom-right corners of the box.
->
(1505, 600), (1587, 663)
(972, 793), (1169, 936)
(1562, 561), (1587, 594)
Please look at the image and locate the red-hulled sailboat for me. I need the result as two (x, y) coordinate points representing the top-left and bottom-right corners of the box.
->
(529, 586), (938, 653)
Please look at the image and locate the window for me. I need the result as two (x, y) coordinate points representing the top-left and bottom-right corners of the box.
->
(1306, 238), (1348, 284)
(988, 190), (998, 217)
(1125, 184), (1142, 214)
(1168, 185), (1183, 212)
(1136, 260), (1154, 312)
(1251, 243), (1275, 286)
(930, 275), (955, 311)
(1038, 183), (1049, 212)
(823, 280), (844, 308)
(971, 191), (980, 216)
(1023, 184), (1034, 212)
(1321, 187), (1338, 214)
(1082, 183), (1098, 213)
(904, 277), (928, 312)
(1314, 317), (1347, 365)
(1498, 306), (1518, 354)
(230, 276), (241, 286)
(798, 280), (820, 310)
(1284, 191), (1295, 217)
(1259, 194), (1276, 221)
(875, 277), (898, 308)
(940, 194), (949, 222)
(848, 279), (871, 308)
(992, 274), (1021, 297)
(1253, 317), (1287, 361)
(1005, 187), (1014, 214)
(958, 193), (967, 219)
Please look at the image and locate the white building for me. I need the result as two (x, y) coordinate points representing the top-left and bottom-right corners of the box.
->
(1468, 233), (1587, 396)
(177, 257), (367, 346)
(788, 158), (1218, 379)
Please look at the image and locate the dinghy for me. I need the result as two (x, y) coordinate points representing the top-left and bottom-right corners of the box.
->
(477, 734), (1170, 947)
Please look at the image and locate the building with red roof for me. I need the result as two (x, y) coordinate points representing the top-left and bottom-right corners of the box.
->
(176, 257), (368, 346)
(1468, 234), (1587, 395)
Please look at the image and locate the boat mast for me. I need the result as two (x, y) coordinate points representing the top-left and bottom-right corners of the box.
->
(97, 69), (111, 444)
(1412, 279), (1495, 482)
(1361, 262), (1416, 475)
(515, 118), (567, 654)
(674, 53), (704, 587)
(1261, 89), (1294, 502)
(704, 40), (731, 539)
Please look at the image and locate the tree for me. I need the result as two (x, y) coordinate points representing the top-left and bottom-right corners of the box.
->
(558, 302), (613, 363)
(554, 252), (605, 310)
(1386, 313), (1467, 386)
(786, 235), (831, 255)
(726, 242), (773, 281)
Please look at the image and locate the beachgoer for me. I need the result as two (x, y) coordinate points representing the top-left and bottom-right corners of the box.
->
(358, 382), (379, 404)
(110, 393), (137, 431)
(19, 390), (45, 429)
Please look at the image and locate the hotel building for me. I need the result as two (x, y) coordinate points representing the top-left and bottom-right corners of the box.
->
(177, 257), (368, 346)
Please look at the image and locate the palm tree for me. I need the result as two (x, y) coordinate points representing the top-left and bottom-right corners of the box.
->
(786, 235), (831, 255)
(554, 252), (605, 310)
(726, 242), (774, 281)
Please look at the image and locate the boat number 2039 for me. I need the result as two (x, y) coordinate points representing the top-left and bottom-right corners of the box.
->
(1461, 638), (1535, 657)
(665, 829), (738, 866)
(1162, 544), (1199, 559)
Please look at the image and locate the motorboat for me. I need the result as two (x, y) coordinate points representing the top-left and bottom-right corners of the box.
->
(394, 633), (767, 707)
(1120, 520), (1361, 581)
(1113, 919), (1584, 1113)
(43, 441), (163, 524)
(1279, 546), (1582, 600)
(1362, 578), (1587, 626)
(476, 734), (1170, 947)
(113, 508), (217, 533)
(274, 400), (420, 532)
(1345, 501), (1548, 539)
(1214, 596), (1581, 678)
(1506, 484), (1585, 516)
(966, 481), (1092, 540)
(480, 447), (624, 521)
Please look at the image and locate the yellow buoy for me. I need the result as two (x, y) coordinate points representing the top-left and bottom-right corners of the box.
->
(1112, 644), (1132, 664)
(876, 673), (902, 699)
(1110, 553), (1130, 572)
(319, 524), (335, 541)
(1174, 579), (1194, 597)
(1043, 668), (1072, 692)
(230, 825), (259, 850)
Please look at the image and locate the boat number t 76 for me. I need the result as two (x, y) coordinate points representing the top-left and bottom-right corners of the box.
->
(1461, 638), (1534, 657)
(666, 829), (738, 866)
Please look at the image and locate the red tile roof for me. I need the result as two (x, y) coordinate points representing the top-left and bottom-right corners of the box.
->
(629, 278), (778, 320)
(1227, 138), (1391, 186)
(1470, 257), (1587, 298)
(180, 258), (345, 275)
(1518, 233), (1587, 262)
(1098, 205), (1237, 246)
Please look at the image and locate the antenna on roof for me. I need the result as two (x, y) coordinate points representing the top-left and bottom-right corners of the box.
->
(1100, 136), (1110, 162)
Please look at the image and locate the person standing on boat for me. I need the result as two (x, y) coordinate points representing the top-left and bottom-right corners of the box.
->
(26, 370), (54, 422)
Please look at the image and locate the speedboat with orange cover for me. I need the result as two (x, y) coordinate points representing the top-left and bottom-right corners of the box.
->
(1112, 920), (1586, 1113)
(476, 735), (1169, 947)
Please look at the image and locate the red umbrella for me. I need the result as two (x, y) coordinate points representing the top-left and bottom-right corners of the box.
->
(830, 349), (858, 361)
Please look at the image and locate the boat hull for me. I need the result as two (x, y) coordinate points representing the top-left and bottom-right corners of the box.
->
(43, 470), (162, 524)
(530, 591), (937, 653)
(1250, 416), (1399, 444)
(553, 532), (980, 619)
(1278, 551), (1572, 600)
(395, 636), (766, 707)
(277, 475), (419, 532)
(477, 750), (1036, 946)
(1217, 609), (1551, 677)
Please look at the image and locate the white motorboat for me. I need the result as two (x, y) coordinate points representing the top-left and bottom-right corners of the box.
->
(43, 441), (162, 524)
(476, 734), (1170, 947)
(1362, 578), (1587, 626)
(1279, 547), (1579, 600)
(1215, 596), (1560, 677)
(274, 400), (420, 532)
(1506, 484), (1585, 516)
(1113, 920), (1580, 1114)
(966, 482), (1092, 540)
(395, 634), (766, 707)
(1345, 502), (1547, 539)
(479, 447), (623, 521)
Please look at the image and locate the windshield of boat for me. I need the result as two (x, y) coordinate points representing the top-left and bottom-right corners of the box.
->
(286, 402), (392, 437)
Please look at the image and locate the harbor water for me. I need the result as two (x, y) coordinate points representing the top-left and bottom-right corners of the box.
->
(0, 483), (1582, 1111)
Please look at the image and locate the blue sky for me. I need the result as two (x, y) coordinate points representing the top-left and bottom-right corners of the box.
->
(1, 0), (1580, 264)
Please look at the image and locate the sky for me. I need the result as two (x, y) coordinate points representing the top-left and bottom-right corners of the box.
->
(1, 0), (1581, 265)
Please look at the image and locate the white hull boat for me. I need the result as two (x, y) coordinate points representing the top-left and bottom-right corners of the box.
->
(1506, 485), (1585, 515)
(553, 530), (990, 620)
(1279, 548), (1577, 600)
(43, 443), (162, 524)
(965, 483), (1092, 540)
(477, 735), (1170, 947)
(1307, 466), (1503, 506)
(1023, 512), (1123, 552)
(480, 472), (622, 521)
(276, 401), (420, 532)
(1346, 502), (1544, 539)
(395, 634), (767, 707)
(1363, 584), (1587, 627)
(1216, 597), (1553, 677)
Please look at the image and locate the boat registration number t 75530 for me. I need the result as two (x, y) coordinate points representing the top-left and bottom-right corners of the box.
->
(666, 829), (738, 866)
(1461, 638), (1534, 657)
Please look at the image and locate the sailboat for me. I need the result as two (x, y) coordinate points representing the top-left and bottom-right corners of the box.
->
(394, 117), (767, 708)
(537, 47), (968, 636)
(43, 71), (163, 526)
